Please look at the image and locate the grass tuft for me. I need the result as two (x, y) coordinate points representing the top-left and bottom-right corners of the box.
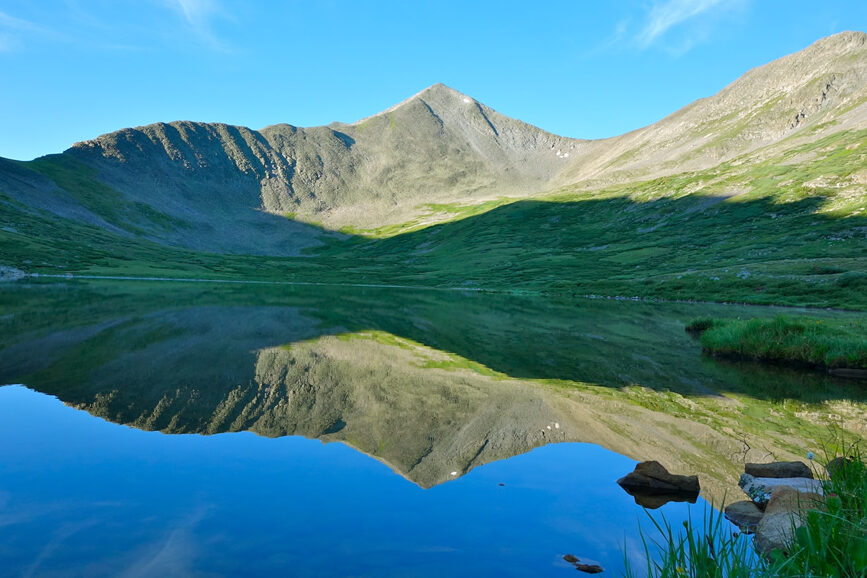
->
(696, 315), (867, 369)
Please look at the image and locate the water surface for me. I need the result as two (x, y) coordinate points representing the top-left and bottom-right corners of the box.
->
(1, 280), (864, 576)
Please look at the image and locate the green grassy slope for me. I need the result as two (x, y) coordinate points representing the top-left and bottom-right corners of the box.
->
(1, 131), (864, 309)
(312, 129), (867, 309)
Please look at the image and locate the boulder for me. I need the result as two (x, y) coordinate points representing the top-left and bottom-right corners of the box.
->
(723, 500), (764, 534)
(745, 461), (813, 479)
(754, 486), (823, 554)
(617, 461), (700, 496)
(739, 473), (823, 506)
(826, 456), (857, 480)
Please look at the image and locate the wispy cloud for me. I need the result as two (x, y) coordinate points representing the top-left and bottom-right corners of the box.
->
(168, 0), (232, 51)
(0, 10), (45, 33)
(0, 9), (54, 52)
(175, 0), (217, 27)
(635, 0), (739, 50)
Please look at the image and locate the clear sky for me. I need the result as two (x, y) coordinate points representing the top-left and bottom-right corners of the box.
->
(1, 0), (865, 160)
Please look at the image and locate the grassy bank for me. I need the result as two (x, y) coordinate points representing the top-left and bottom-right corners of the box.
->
(689, 316), (867, 370)
(627, 452), (867, 577)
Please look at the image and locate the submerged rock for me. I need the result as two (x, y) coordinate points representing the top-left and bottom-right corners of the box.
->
(745, 461), (813, 479)
(562, 554), (604, 574)
(723, 500), (764, 534)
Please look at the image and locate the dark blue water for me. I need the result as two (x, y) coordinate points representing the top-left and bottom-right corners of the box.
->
(0, 384), (704, 577)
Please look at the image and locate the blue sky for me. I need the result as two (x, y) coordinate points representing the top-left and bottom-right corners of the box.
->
(0, 0), (865, 160)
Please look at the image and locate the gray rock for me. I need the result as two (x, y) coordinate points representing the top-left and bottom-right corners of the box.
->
(745, 461), (813, 479)
(724, 500), (764, 534)
(739, 473), (823, 506)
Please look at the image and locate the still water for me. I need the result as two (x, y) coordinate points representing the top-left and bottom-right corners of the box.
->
(1, 281), (864, 576)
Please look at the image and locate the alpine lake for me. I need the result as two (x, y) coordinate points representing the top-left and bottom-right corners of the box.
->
(1, 280), (864, 576)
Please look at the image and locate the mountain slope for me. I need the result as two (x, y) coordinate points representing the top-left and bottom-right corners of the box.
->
(0, 32), (865, 307)
(556, 31), (867, 187)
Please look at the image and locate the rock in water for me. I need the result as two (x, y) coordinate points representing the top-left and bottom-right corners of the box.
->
(724, 500), (764, 533)
(617, 461), (700, 494)
(745, 461), (813, 479)
(562, 554), (604, 574)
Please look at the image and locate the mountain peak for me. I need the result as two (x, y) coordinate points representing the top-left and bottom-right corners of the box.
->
(818, 30), (866, 49)
(352, 83), (476, 125)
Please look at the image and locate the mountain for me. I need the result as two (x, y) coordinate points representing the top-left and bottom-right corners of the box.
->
(0, 32), (865, 307)
(63, 83), (581, 230)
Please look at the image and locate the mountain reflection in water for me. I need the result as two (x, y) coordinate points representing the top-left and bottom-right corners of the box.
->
(2, 281), (864, 500)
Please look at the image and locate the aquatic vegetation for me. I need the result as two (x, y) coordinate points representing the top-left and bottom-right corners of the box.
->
(694, 315), (867, 369)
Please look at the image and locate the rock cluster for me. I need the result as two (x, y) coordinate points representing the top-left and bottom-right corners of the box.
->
(724, 460), (823, 553)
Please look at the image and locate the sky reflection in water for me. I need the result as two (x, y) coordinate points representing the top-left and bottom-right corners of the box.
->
(0, 384), (703, 577)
